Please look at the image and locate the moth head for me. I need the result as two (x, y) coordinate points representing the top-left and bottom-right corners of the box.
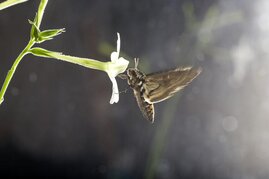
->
(126, 58), (142, 79)
(127, 68), (144, 88)
(127, 68), (137, 77)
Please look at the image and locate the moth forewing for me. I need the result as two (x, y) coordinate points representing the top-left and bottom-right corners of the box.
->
(143, 67), (202, 103)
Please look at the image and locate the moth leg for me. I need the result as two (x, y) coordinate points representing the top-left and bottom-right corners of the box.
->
(113, 88), (128, 94)
(119, 88), (128, 94)
(117, 73), (128, 79)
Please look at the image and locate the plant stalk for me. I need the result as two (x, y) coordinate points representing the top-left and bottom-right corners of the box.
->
(0, 39), (35, 105)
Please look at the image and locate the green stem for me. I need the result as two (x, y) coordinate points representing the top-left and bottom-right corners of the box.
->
(36, 0), (48, 28)
(145, 96), (181, 179)
(0, 0), (48, 105)
(0, 39), (35, 105)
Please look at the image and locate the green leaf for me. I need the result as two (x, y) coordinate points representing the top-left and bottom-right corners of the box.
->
(29, 47), (58, 58)
(29, 18), (40, 40)
(0, 0), (28, 11)
(29, 19), (65, 43)
(38, 28), (65, 42)
(0, 98), (3, 105)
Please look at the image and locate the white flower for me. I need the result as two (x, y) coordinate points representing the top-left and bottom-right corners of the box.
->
(106, 33), (129, 104)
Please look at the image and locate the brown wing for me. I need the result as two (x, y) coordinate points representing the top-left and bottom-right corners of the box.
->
(143, 67), (202, 103)
(133, 89), (155, 123)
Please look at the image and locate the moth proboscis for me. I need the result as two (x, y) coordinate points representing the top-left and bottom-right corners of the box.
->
(118, 58), (202, 123)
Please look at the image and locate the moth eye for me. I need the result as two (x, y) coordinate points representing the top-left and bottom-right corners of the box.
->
(128, 68), (134, 74)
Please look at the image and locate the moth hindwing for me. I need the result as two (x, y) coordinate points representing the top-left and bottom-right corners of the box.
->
(123, 59), (201, 123)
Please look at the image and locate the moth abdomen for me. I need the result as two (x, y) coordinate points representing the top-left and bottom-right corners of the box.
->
(141, 97), (154, 123)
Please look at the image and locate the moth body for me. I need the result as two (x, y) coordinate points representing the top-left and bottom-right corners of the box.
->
(124, 59), (201, 123)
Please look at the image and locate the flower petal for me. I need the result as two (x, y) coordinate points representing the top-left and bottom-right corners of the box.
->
(106, 57), (129, 78)
(110, 33), (121, 62)
(115, 57), (129, 74)
(109, 75), (119, 104)
(110, 51), (118, 62)
(117, 32), (120, 54)
(107, 32), (129, 104)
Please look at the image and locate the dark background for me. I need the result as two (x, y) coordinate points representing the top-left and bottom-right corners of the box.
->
(1, 0), (269, 178)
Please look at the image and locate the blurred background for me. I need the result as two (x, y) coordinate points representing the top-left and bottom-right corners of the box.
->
(1, 0), (269, 178)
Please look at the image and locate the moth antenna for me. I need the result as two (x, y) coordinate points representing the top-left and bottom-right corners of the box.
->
(134, 58), (139, 69)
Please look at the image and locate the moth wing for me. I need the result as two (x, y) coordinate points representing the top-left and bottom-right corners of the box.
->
(144, 67), (202, 103)
(133, 89), (155, 123)
(144, 81), (160, 91)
